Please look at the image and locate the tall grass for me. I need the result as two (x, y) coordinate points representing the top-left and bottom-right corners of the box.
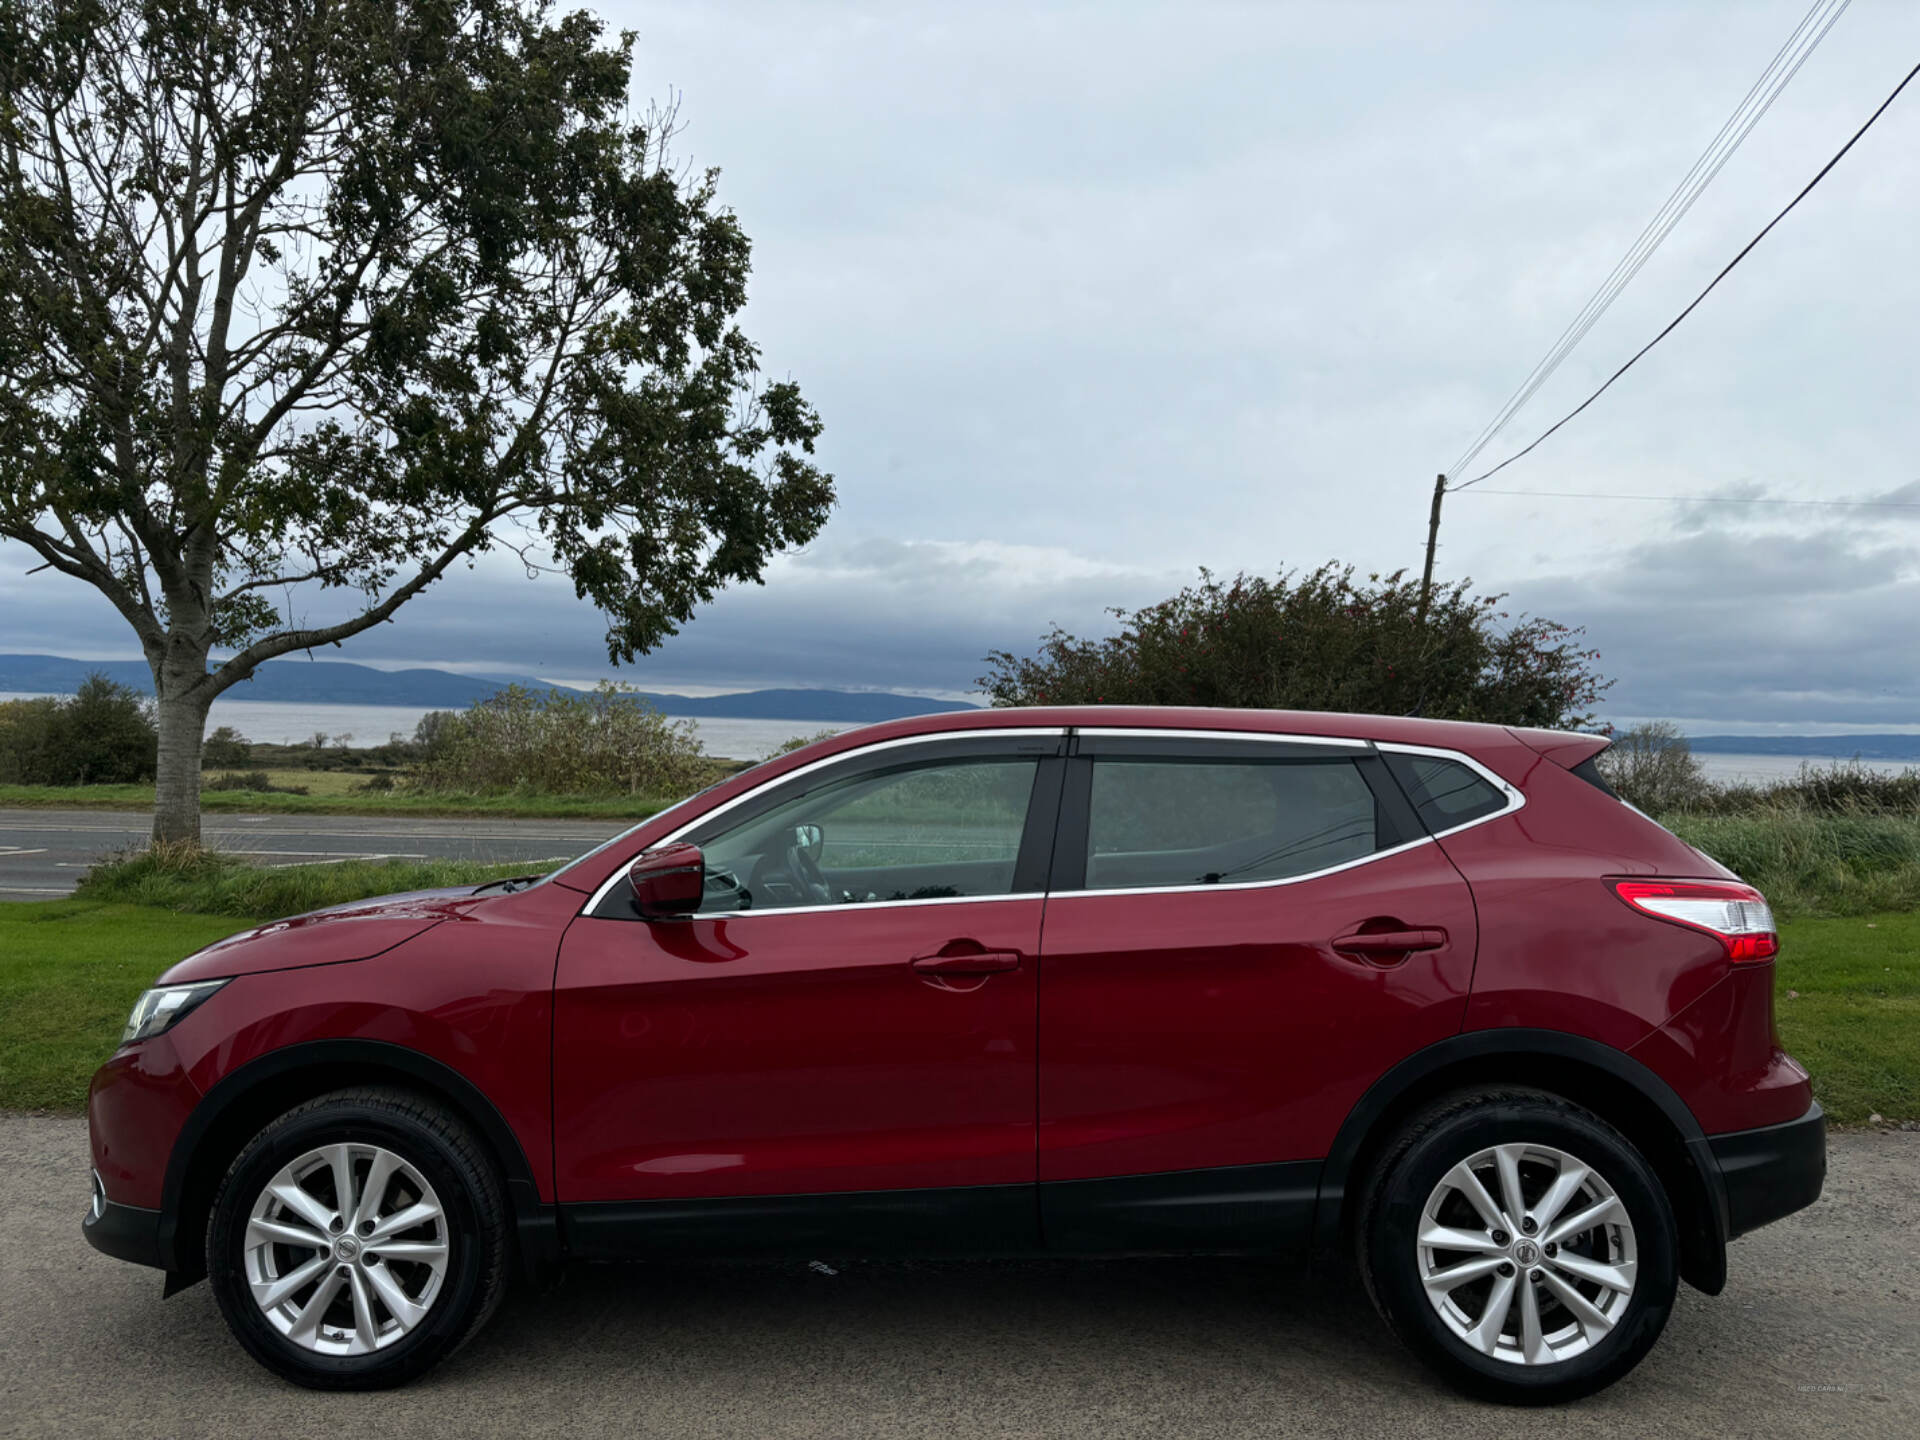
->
(74, 846), (558, 920)
(1663, 810), (1920, 918)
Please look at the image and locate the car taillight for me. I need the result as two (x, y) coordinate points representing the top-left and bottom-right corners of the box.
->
(1612, 879), (1778, 962)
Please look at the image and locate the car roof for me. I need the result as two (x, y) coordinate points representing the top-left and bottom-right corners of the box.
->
(812, 705), (1575, 756)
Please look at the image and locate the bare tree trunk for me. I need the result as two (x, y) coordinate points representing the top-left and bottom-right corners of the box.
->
(151, 634), (214, 847)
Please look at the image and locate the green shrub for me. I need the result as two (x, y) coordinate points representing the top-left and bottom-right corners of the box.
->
(981, 565), (1609, 729)
(410, 682), (711, 797)
(1679, 761), (1920, 818)
(1598, 722), (1713, 813)
(774, 729), (843, 756)
(0, 675), (157, 784)
(203, 770), (308, 795)
(201, 725), (252, 769)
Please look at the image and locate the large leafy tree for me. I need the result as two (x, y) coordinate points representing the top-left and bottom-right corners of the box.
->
(0, 0), (832, 843)
(981, 565), (1610, 730)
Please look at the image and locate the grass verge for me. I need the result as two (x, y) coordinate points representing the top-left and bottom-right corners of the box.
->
(3, 884), (1914, 1123)
(1772, 910), (1919, 1126)
(0, 901), (246, 1111)
(73, 850), (551, 920)
(0, 779), (678, 820)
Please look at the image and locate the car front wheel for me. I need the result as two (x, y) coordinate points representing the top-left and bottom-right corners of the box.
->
(206, 1087), (510, 1389)
(1358, 1087), (1679, 1405)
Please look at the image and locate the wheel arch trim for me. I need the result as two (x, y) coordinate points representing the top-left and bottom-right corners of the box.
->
(1314, 1027), (1730, 1292)
(159, 1039), (552, 1280)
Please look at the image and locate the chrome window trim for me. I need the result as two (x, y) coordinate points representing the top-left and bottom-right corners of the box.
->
(1055, 735), (1524, 901)
(1073, 726), (1367, 750)
(1374, 740), (1527, 838)
(578, 727), (1068, 915)
(578, 726), (1524, 915)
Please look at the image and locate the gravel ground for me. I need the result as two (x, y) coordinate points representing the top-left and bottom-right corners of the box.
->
(2, 1116), (1913, 1439)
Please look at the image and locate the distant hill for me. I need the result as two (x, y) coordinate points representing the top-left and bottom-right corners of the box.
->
(0, 654), (977, 722)
(1687, 734), (1920, 761)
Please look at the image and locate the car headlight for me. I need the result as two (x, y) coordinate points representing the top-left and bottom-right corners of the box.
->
(122, 979), (230, 1045)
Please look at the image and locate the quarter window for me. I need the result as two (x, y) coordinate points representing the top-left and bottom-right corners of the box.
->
(1084, 756), (1380, 890)
(1384, 752), (1509, 832)
(693, 756), (1040, 912)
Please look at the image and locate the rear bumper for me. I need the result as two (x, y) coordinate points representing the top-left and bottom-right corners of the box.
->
(1708, 1100), (1826, 1239)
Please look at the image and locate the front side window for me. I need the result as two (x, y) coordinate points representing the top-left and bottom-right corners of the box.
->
(1085, 755), (1380, 890)
(693, 755), (1040, 912)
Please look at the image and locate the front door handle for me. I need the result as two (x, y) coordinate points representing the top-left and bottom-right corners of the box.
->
(1331, 928), (1448, 960)
(911, 949), (1022, 976)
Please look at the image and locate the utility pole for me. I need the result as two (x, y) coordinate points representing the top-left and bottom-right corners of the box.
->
(1418, 473), (1447, 620)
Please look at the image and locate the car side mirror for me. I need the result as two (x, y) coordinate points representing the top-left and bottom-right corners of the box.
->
(627, 842), (705, 919)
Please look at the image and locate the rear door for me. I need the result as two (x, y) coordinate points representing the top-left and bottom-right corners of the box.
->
(1035, 729), (1480, 1251)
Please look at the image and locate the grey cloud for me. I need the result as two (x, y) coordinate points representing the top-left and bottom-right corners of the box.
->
(6, 1), (1920, 729)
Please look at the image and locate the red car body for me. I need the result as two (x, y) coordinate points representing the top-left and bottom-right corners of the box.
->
(84, 707), (1823, 1297)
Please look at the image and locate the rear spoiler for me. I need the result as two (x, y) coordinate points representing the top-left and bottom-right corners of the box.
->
(1506, 726), (1610, 769)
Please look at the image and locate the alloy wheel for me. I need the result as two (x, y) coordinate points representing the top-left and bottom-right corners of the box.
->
(243, 1142), (451, 1356)
(1415, 1141), (1638, 1366)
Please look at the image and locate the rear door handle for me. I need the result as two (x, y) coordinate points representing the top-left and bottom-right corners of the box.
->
(911, 950), (1022, 976)
(1331, 928), (1448, 958)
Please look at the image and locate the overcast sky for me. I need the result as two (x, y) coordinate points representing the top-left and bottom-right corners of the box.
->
(5, 0), (1918, 733)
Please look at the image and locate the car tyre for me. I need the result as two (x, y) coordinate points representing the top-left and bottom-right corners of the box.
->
(206, 1086), (510, 1390)
(1357, 1087), (1678, 1405)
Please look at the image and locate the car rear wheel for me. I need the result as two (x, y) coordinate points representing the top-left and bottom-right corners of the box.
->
(1358, 1087), (1678, 1405)
(207, 1087), (509, 1389)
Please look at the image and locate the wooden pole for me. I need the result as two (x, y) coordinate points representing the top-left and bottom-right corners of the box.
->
(1419, 473), (1447, 620)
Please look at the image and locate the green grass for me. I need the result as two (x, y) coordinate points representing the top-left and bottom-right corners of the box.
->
(3, 868), (1914, 1122)
(1775, 911), (1920, 1126)
(0, 779), (677, 820)
(73, 850), (550, 920)
(0, 901), (247, 1111)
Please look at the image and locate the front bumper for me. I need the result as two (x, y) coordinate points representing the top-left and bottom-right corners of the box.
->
(1708, 1100), (1826, 1238)
(82, 1192), (167, 1269)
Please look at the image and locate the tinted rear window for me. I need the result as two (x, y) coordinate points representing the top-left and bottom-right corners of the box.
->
(1385, 753), (1508, 832)
(1086, 756), (1380, 889)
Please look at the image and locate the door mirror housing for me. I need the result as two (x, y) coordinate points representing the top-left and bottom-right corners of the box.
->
(627, 842), (705, 919)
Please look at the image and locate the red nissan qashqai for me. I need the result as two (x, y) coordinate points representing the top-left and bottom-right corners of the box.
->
(84, 708), (1824, 1403)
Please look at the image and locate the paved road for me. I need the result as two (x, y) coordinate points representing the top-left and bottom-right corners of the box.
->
(0, 808), (630, 899)
(2, 1116), (1913, 1439)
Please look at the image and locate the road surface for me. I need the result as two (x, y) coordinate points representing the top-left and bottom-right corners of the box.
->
(1, 1115), (1913, 1438)
(0, 808), (630, 899)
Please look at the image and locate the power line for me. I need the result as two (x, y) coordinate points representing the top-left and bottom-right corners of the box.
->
(1446, 0), (1850, 482)
(1457, 488), (1920, 509)
(1453, 57), (1920, 493)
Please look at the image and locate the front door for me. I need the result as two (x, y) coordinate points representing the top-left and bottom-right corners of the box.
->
(1035, 730), (1480, 1251)
(553, 731), (1065, 1254)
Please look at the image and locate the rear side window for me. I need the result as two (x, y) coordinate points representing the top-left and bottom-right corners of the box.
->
(1385, 752), (1508, 833)
(1570, 755), (1619, 797)
(1085, 756), (1380, 889)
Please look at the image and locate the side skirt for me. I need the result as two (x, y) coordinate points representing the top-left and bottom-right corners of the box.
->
(1041, 1161), (1321, 1255)
(557, 1162), (1323, 1263)
(561, 1182), (1039, 1261)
